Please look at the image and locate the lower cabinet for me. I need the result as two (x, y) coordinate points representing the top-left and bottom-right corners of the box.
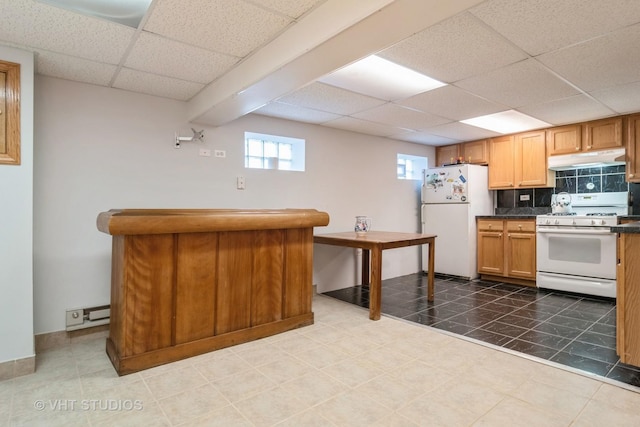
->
(477, 218), (536, 286)
(616, 230), (640, 367)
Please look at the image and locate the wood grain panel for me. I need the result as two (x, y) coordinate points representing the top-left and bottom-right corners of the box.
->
(216, 231), (253, 334)
(123, 234), (174, 355)
(284, 228), (313, 318)
(0, 60), (20, 165)
(109, 236), (125, 355)
(175, 233), (218, 344)
(251, 230), (284, 325)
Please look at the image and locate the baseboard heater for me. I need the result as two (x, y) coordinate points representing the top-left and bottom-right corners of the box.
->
(66, 305), (110, 331)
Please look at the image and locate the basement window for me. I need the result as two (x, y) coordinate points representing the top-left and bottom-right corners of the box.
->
(244, 132), (305, 171)
(397, 153), (427, 180)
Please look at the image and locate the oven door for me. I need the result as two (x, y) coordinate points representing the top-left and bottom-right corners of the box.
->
(536, 226), (617, 280)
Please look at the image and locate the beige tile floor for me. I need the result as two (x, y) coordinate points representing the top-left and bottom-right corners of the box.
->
(2, 294), (640, 426)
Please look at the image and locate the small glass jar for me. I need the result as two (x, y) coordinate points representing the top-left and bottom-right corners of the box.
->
(354, 216), (371, 236)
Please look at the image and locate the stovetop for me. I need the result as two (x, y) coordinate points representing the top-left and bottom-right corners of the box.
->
(538, 192), (628, 227)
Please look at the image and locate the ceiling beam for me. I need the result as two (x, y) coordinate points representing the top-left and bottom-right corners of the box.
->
(189, 0), (485, 127)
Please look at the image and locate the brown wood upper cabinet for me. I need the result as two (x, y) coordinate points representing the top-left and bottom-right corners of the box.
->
(488, 135), (515, 188)
(462, 139), (489, 165)
(546, 124), (582, 155)
(627, 113), (640, 182)
(515, 130), (554, 187)
(583, 117), (623, 151)
(435, 144), (460, 166)
(488, 131), (553, 189)
(547, 118), (623, 156)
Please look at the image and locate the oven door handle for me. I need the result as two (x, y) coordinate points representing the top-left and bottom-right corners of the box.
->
(536, 228), (614, 235)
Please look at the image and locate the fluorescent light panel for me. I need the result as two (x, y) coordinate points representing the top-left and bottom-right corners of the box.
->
(319, 55), (446, 101)
(461, 110), (551, 134)
(36, 0), (152, 28)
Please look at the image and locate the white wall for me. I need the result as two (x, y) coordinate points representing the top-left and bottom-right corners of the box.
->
(33, 76), (434, 334)
(0, 46), (34, 363)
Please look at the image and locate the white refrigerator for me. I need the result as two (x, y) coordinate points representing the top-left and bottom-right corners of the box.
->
(421, 164), (493, 279)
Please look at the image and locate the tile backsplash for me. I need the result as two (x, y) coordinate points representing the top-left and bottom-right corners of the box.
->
(495, 165), (640, 215)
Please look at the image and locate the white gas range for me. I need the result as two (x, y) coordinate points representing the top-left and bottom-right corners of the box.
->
(536, 192), (628, 299)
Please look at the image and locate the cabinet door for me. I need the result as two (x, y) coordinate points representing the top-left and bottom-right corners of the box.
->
(488, 135), (515, 189)
(515, 131), (553, 187)
(547, 125), (582, 155)
(435, 144), (460, 166)
(462, 139), (488, 164)
(477, 231), (504, 275)
(505, 231), (536, 279)
(583, 117), (623, 151)
(627, 114), (640, 182)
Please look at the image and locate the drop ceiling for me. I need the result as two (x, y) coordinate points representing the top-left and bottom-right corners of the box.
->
(2, 0), (640, 146)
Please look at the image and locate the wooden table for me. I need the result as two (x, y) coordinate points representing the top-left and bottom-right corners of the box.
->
(314, 231), (436, 320)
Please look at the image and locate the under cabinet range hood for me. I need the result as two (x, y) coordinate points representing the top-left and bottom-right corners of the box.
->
(548, 148), (626, 171)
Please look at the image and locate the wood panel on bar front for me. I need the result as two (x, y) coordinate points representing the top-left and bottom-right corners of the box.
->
(97, 209), (329, 375)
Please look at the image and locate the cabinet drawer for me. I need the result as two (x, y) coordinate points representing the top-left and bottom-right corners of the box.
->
(506, 221), (535, 233)
(478, 219), (504, 231)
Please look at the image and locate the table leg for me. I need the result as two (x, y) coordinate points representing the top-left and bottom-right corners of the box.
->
(427, 239), (435, 301)
(369, 247), (382, 320)
(361, 249), (370, 286)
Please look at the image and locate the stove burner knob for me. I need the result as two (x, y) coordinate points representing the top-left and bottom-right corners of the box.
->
(545, 219), (551, 225)
(554, 219), (559, 225)
(601, 220), (606, 226)
(591, 219), (596, 225)
(572, 219), (576, 225)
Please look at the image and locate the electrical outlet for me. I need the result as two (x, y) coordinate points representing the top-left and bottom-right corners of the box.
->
(199, 149), (211, 157)
(214, 150), (226, 158)
(237, 176), (245, 190)
(520, 194), (530, 201)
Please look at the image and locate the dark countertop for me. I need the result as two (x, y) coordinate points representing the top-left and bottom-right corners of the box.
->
(619, 215), (640, 220)
(611, 221), (640, 233)
(477, 215), (537, 220)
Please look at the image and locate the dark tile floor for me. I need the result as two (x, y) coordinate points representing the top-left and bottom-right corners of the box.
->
(323, 273), (640, 387)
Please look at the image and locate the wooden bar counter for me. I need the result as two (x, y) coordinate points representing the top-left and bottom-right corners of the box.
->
(97, 208), (329, 375)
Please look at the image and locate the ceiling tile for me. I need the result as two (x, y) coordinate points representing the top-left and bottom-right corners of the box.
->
(397, 85), (506, 121)
(277, 82), (386, 115)
(423, 122), (501, 141)
(34, 49), (116, 86)
(471, 0), (640, 56)
(253, 101), (341, 123)
(378, 12), (527, 83)
(250, 0), (326, 19)
(352, 104), (450, 130)
(518, 95), (616, 126)
(590, 81), (640, 114)
(125, 32), (240, 84)
(113, 68), (204, 101)
(323, 117), (401, 137)
(390, 130), (460, 146)
(537, 23), (640, 92)
(143, 0), (292, 57)
(455, 59), (580, 108)
(0, 0), (134, 64)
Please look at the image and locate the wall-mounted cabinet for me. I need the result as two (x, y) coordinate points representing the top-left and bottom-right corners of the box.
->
(435, 144), (460, 166)
(488, 131), (553, 189)
(583, 117), (623, 151)
(515, 130), (554, 187)
(546, 125), (582, 155)
(488, 135), (515, 188)
(462, 139), (489, 165)
(627, 114), (640, 182)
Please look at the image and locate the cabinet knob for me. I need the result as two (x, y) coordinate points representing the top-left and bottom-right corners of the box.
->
(587, 145), (592, 149)
(630, 174), (635, 178)
(518, 224), (522, 229)
(499, 233), (503, 237)
(508, 233), (511, 237)
(488, 224), (492, 229)
(576, 147), (580, 151)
